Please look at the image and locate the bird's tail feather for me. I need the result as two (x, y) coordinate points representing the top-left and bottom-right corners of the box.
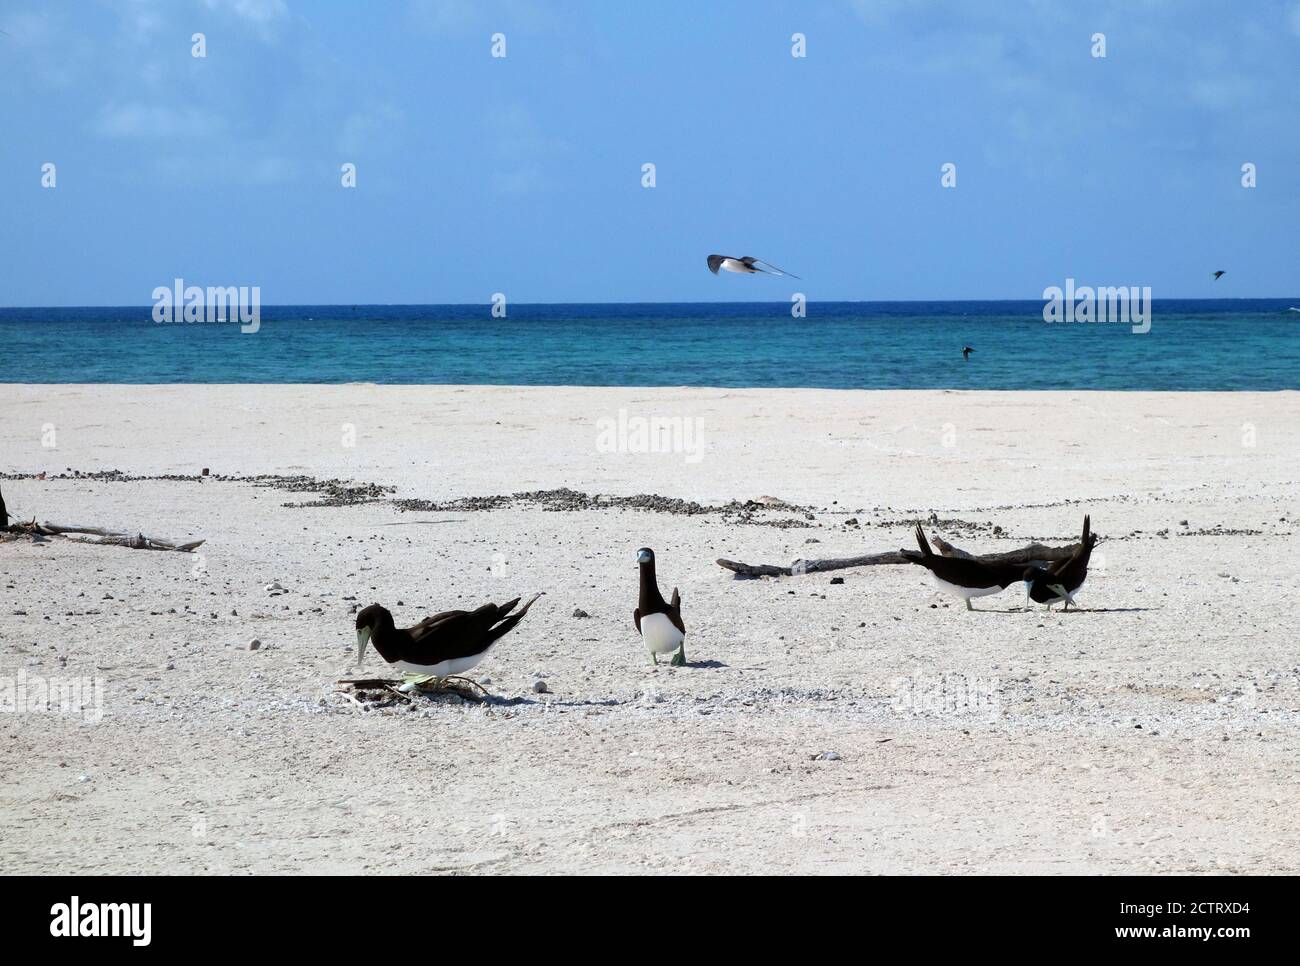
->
(485, 593), (543, 644)
(914, 523), (933, 557)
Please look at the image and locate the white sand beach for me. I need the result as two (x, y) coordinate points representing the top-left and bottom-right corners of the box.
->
(2, 385), (1298, 874)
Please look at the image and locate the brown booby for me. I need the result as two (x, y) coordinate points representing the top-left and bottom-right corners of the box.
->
(706, 255), (801, 279)
(962, 346), (975, 360)
(1022, 515), (1097, 610)
(354, 594), (542, 681)
(900, 523), (1023, 610)
(634, 547), (686, 665)
(1213, 270), (1225, 280)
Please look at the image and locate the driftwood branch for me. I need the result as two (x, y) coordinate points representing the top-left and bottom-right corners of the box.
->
(3, 520), (204, 552)
(716, 533), (1079, 578)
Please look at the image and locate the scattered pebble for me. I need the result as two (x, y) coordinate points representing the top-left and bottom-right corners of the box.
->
(531, 679), (550, 694)
(572, 607), (590, 618)
(813, 751), (842, 761)
(248, 638), (262, 651)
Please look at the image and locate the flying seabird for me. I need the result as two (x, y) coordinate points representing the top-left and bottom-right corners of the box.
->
(1022, 515), (1098, 611)
(354, 594), (542, 685)
(1213, 270), (1225, 280)
(634, 547), (686, 665)
(962, 346), (974, 360)
(707, 254), (801, 279)
(901, 523), (1023, 610)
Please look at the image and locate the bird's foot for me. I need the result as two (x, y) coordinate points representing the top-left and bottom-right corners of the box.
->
(965, 599), (974, 611)
(670, 645), (687, 667)
(399, 673), (441, 693)
(649, 652), (659, 666)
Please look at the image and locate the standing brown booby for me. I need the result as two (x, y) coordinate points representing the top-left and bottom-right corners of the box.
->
(633, 547), (686, 665)
(1022, 515), (1097, 610)
(354, 594), (542, 680)
(901, 523), (1024, 610)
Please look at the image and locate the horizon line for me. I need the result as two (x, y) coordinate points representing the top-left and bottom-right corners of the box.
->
(2, 295), (1298, 311)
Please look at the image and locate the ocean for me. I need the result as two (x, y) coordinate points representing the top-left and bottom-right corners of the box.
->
(1, 300), (1296, 390)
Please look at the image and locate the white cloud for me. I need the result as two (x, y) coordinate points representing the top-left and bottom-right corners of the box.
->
(92, 102), (225, 138)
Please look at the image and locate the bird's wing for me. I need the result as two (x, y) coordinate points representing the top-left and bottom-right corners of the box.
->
(707, 255), (727, 274)
(668, 589), (686, 635)
(633, 607), (642, 633)
(743, 257), (801, 279)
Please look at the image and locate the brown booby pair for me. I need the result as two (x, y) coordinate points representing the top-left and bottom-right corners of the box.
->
(354, 594), (542, 682)
(1022, 515), (1097, 610)
(900, 523), (1023, 610)
(706, 255), (801, 279)
(634, 547), (686, 665)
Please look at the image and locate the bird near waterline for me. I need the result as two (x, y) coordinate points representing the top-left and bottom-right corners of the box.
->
(962, 346), (975, 360)
(900, 523), (1023, 610)
(353, 594), (542, 681)
(1213, 270), (1226, 280)
(634, 547), (686, 665)
(1023, 515), (1098, 611)
(706, 254), (801, 279)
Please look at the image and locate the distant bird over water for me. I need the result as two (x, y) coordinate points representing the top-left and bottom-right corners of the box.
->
(707, 255), (801, 279)
(962, 346), (975, 360)
(1213, 270), (1225, 280)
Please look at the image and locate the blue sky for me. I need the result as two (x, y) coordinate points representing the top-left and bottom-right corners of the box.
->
(2, 0), (1297, 304)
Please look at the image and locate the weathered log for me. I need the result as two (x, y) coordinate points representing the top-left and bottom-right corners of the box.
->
(3, 520), (203, 552)
(717, 535), (1079, 578)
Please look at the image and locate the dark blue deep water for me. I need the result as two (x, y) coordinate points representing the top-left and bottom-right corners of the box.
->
(1, 300), (1297, 389)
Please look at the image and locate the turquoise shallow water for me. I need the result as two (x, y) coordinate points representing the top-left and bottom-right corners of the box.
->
(1, 300), (1296, 389)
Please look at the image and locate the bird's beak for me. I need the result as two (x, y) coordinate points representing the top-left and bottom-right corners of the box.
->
(637, 550), (651, 565)
(355, 627), (371, 666)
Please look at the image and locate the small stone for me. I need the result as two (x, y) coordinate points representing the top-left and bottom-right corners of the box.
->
(477, 676), (492, 686)
(814, 751), (842, 761)
(640, 689), (664, 704)
(264, 581), (284, 593)
(531, 679), (550, 694)
(248, 638), (262, 651)
(829, 577), (844, 585)
(572, 608), (590, 618)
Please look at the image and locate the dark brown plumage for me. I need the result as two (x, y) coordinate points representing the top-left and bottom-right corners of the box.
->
(1023, 515), (1097, 609)
(354, 594), (541, 673)
(901, 523), (1023, 610)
